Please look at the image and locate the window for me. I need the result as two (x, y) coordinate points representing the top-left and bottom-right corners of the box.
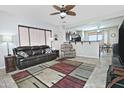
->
(19, 27), (29, 46)
(29, 29), (46, 46)
(98, 35), (103, 40)
(89, 35), (97, 41)
(18, 25), (52, 46)
(89, 34), (103, 41)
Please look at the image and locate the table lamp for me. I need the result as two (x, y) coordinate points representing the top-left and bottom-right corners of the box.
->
(2, 35), (12, 56)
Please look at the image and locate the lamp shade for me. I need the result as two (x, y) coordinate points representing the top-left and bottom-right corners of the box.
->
(2, 35), (12, 42)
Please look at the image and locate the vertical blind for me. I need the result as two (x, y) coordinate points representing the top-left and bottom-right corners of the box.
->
(19, 27), (30, 46)
(18, 25), (52, 46)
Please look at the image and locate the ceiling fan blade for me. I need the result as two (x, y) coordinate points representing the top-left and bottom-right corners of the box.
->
(53, 5), (61, 11)
(50, 12), (60, 15)
(65, 5), (75, 11)
(67, 11), (76, 16)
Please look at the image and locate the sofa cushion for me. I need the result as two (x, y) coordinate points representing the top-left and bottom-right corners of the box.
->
(32, 50), (42, 55)
(20, 54), (47, 62)
(31, 46), (41, 50)
(45, 48), (52, 54)
(17, 51), (29, 58)
(31, 46), (44, 55)
(40, 45), (50, 49)
(16, 46), (31, 51)
(16, 46), (32, 56)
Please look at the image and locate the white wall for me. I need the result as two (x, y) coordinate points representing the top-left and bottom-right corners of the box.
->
(52, 26), (66, 50)
(108, 27), (119, 45)
(102, 26), (119, 45)
(0, 14), (65, 68)
(72, 42), (99, 59)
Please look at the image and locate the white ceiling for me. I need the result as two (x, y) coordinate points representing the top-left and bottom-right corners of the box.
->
(0, 5), (124, 28)
(72, 16), (123, 31)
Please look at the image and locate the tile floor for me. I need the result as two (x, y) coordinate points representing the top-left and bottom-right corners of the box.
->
(0, 53), (111, 88)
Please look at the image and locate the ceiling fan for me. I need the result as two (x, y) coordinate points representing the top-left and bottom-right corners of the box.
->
(50, 5), (76, 19)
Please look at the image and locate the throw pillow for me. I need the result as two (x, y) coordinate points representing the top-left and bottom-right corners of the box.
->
(45, 48), (52, 54)
(17, 51), (29, 58)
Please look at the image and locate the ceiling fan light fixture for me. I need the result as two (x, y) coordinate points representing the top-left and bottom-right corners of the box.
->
(50, 5), (76, 19)
(60, 12), (66, 18)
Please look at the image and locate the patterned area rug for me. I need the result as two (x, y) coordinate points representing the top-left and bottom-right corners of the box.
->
(50, 63), (77, 74)
(11, 59), (96, 88)
(51, 75), (86, 88)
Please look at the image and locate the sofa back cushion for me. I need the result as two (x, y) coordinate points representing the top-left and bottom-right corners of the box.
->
(45, 48), (52, 54)
(32, 50), (42, 55)
(31, 46), (43, 55)
(40, 45), (50, 49)
(13, 45), (51, 57)
(15, 46), (32, 56)
(17, 51), (29, 58)
(40, 45), (50, 54)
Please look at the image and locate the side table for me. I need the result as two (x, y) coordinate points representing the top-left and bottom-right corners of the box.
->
(4, 56), (16, 73)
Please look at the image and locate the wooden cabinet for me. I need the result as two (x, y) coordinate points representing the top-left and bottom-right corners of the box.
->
(4, 56), (16, 73)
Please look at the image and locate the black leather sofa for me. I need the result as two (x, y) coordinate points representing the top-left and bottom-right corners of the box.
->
(13, 45), (57, 69)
